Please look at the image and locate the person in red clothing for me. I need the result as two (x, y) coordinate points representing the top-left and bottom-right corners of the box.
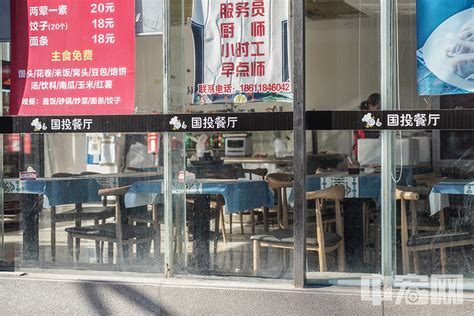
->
(353, 100), (369, 159)
(353, 93), (381, 159)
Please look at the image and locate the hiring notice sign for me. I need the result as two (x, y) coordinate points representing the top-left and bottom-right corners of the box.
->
(191, 0), (292, 105)
(11, 0), (135, 115)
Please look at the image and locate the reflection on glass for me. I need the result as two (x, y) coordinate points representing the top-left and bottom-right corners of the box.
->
(2, 133), (164, 273)
(397, 0), (474, 286)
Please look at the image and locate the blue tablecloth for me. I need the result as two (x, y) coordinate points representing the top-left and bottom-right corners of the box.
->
(125, 179), (274, 213)
(3, 178), (102, 207)
(305, 172), (382, 203)
(3, 172), (163, 207)
(286, 172), (381, 208)
(429, 181), (474, 215)
(296, 166), (430, 203)
(81, 172), (162, 188)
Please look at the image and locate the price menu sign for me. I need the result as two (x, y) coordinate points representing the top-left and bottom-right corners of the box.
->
(11, 1), (135, 115)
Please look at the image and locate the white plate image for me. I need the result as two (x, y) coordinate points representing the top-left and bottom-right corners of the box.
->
(423, 7), (474, 92)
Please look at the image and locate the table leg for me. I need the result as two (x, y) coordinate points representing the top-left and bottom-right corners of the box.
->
(263, 207), (269, 233)
(343, 200), (365, 272)
(190, 194), (211, 271)
(362, 202), (369, 264)
(21, 194), (43, 261)
(131, 205), (149, 261)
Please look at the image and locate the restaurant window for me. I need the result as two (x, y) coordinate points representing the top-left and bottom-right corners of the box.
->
(166, 0), (295, 279)
(304, 1), (382, 284)
(0, 1), (168, 275)
(1, 0), (297, 282)
(304, 0), (474, 290)
(306, 0), (474, 291)
(391, 0), (474, 290)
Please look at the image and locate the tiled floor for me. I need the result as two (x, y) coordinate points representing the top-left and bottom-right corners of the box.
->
(1, 205), (473, 280)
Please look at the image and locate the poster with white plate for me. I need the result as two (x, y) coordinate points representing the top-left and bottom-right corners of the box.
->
(417, 1), (474, 95)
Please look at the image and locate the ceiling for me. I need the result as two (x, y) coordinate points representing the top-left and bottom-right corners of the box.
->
(306, 0), (416, 19)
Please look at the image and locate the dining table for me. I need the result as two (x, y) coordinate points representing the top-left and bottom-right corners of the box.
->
(124, 178), (275, 271)
(2, 172), (163, 261)
(429, 180), (474, 215)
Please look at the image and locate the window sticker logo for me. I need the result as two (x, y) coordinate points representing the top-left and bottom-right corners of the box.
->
(31, 118), (47, 132)
(169, 116), (187, 131)
(362, 112), (382, 128)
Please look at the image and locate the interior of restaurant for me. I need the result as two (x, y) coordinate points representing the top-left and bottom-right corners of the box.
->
(0, 0), (473, 288)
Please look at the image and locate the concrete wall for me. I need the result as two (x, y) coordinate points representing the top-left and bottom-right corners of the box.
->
(0, 273), (473, 315)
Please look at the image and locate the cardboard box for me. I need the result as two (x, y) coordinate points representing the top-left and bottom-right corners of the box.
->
(412, 136), (431, 164)
(358, 138), (420, 166)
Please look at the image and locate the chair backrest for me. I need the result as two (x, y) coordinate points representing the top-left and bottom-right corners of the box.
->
(315, 167), (336, 175)
(98, 185), (131, 198)
(242, 168), (268, 180)
(306, 185), (345, 260)
(413, 172), (447, 187)
(396, 188), (419, 201)
(266, 173), (294, 228)
(52, 172), (78, 178)
(79, 171), (101, 176)
(396, 187), (421, 243)
(306, 185), (345, 201)
(266, 173), (294, 190)
(203, 166), (241, 179)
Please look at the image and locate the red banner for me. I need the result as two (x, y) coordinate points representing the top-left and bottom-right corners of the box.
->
(11, 0), (135, 115)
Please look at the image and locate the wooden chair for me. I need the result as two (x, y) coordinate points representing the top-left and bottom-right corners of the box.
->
(127, 203), (164, 256)
(399, 172), (448, 233)
(369, 173), (447, 266)
(252, 185), (346, 272)
(235, 168), (268, 234)
(413, 171), (445, 187)
(50, 172), (115, 262)
(265, 173), (294, 229)
(397, 187), (474, 274)
(65, 186), (158, 266)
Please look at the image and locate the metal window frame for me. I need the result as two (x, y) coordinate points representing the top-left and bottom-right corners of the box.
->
(380, 0), (397, 286)
(292, 0), (306, 288)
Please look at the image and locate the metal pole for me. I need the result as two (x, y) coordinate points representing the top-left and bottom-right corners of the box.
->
(292, 0), (306, 288)
(380, 0), (397, 286)
(162, 0), (173, 278)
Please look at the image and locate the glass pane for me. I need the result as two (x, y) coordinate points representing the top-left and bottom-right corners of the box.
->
(306, 129), (382, 283)
(392, 129), (474, 290)
(305, 2), (382, 284)
(306, 2), (380, 111)
(167, 0), (294, 279)
(2, 132), (165, 273)
(1, 6), (167, 275)
(396, 0), (474, 291)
